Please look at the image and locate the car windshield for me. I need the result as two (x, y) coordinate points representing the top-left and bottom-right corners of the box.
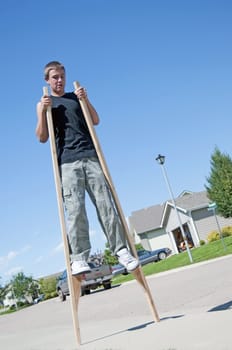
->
(138, 250), (150, 257)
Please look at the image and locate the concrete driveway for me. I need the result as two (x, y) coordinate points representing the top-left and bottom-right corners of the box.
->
(0, 254), (232, 350)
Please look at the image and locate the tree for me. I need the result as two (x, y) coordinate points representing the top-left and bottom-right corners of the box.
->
(39, 277), (57, 299)
(10, 272), (40, 303)
(205, 147), (232, 218)
(103, 243), (118, 265)
(135, 243), (144, 251)
(0, 280), (7, 306)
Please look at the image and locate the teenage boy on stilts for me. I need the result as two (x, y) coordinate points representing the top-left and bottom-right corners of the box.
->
(36, 61), (139, 275)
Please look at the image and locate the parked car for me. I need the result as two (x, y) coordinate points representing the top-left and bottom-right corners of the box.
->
(33, 294), (45, 304)
(138, 247), (172, 264)
(56, 262), (113, 301)
(112, 247), (172, 276)
(111, 263), (128, 276)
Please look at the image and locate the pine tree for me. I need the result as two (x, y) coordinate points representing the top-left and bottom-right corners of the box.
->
(205, 147), (232, 217)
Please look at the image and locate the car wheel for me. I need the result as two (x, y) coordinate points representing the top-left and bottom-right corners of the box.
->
(158, 251), (167, 260)
(58, 289), (66, 302)
(103, 282), (111, 290)
(83, 289), (91, 295)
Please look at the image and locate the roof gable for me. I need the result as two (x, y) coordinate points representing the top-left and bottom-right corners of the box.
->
(129, 190), (210, 234)
(129, 204), (165, 234)
(174, 190), (210, 211)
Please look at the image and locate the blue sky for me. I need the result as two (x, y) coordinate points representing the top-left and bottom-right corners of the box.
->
(1, 0), (231, 284)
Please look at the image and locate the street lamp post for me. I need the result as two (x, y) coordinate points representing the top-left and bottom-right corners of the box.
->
(156, 154), (193, 263)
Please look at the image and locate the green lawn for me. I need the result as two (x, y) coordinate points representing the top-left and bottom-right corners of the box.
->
(112, 235), (232, 285)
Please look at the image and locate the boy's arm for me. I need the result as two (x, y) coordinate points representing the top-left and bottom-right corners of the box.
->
(74, 86), (100, 125)
(35, 97), (50, 142)
(85, 98), (99, 125)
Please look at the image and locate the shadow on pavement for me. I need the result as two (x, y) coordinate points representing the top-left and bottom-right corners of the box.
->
(82, 314), (184, 345)
(160, 314), (185, 321)
(208, 300), (232, 312)
(128, 321), (154, 331)
(127, 314), (184, 331)
(82, 320), (155, 345)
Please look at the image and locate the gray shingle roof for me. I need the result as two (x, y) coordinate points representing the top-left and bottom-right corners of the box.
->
(174, 190), (210, 211)
(129, 190), (210, 234)
(129, 204), (165, 234)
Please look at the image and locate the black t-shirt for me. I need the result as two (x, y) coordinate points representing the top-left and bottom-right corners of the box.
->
(51, 93), (97, 165)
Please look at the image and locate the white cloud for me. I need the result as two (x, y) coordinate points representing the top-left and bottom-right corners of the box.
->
(90, 228), (105, 241)
(20, 245), (31, 253)
(51, 242), (64, 255)
(34, 256), (44, 264)
(90, 228), (106, 253)
(48, 229), (106, 258)
(7, 251), (18, 261)
(5, 266), (23, 277)
(0, 251), (17, 268)
(89, 228), (97, 237)
(0, 245), (32, 269)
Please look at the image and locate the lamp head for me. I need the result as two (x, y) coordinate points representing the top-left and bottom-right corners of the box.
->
(156, 154), (165, 165)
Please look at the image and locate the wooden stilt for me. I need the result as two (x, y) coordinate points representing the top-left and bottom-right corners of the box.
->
(72, 275), (82, 315)
(131, 267), (160, 322)
(43, 87), (82, 348)
(73, 82), (160, 323)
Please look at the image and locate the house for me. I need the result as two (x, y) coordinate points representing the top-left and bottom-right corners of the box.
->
(128, 190), (232, 254)
(3, 287), (34, 308)
(3, 289), (17, 308)
(2, 280), (40, 308)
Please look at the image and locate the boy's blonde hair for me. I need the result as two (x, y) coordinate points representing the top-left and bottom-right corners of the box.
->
(44, 61), (65, 80)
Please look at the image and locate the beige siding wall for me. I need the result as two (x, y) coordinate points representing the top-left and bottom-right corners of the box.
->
(166, 207), (189, 232)
(191, 208), (232, 241)
(140, 229), (172, 251)
(149, 233), (172, 251)
(139, 235), (152, 250)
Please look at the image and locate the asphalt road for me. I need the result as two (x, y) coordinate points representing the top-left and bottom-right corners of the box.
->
(1, 255), (232, 350)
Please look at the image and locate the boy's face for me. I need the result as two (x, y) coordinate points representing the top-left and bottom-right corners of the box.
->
(46, 67), (66, 96)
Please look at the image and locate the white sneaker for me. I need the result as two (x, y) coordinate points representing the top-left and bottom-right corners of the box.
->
(71, 260), (91, 275)
(117, 248), (139, 272)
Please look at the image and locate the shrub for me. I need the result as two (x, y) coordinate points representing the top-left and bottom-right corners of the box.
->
(200, 240), (206, 245)
(222, 226), (232, 237)
(42, 291), (58, 300)
(221, 231), (231, 238)
(39, 277), (57, 299)
(207, 231), (220, 243)
(207, 226), (232, 242)
(9, 304), (16, 310)
(17, 301), (28, 307)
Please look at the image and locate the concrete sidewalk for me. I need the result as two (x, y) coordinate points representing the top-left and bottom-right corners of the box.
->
(79, 308), (232, 350)
(1, 255), (232, 350)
